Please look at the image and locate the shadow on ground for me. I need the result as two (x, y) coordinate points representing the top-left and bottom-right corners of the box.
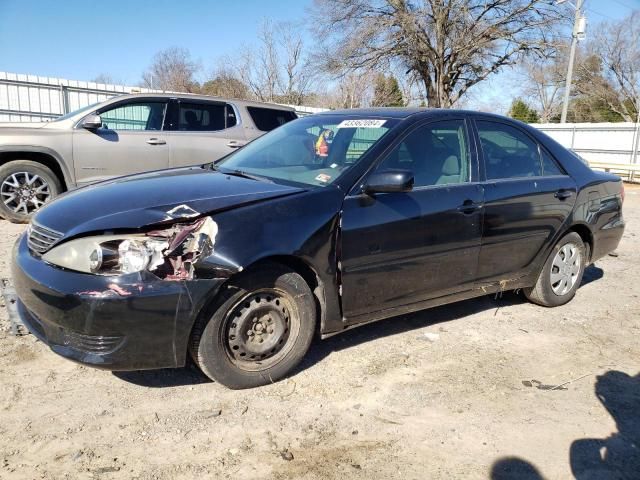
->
(114, 265), (604, 389)
(490, 370), (640, 479)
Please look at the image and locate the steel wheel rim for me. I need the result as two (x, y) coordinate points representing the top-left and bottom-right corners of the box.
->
(550, 242), (581, 296)
(223, 288), (299, 372)
(1, 172), (51, 215)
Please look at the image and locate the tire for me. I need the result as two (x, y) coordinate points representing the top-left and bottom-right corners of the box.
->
(524, 232), (586, 307)
(0, 160), (62, 223)
(189, 263), (316, 389)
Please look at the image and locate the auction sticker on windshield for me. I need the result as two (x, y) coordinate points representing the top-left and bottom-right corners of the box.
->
(336, 119), (387, 129)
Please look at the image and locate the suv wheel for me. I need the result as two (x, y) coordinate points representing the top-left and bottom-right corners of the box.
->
(189, 263), (316, 389)
(0, 160), (61, 223)
(524, 232), (586, 307)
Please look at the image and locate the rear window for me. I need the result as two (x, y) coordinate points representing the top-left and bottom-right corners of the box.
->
(247, 107), (297, 132)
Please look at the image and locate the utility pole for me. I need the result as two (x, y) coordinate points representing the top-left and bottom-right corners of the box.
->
(559, 0), (587, 123)
(632, 101), (640, 165)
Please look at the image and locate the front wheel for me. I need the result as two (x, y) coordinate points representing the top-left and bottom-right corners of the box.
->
(524, 232), (586, 307)
(0, 160), (61, 223)
(189, 264), (316, 389)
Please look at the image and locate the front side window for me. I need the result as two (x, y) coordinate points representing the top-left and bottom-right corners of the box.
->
(247, 107), (297, 132)
(177, 102), (228, 131)
(217, 115), (398, 187)
(98, 101), (166, 131)
(374, 120), (470, 187)
(477, 121), (543, 179)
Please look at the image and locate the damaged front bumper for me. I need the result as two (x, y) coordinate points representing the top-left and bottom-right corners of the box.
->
(11, 232), (225, 370)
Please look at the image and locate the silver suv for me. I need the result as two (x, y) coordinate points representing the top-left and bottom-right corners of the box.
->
(0, 93), (297, 222)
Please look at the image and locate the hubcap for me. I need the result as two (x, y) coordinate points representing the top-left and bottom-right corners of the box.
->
(1, 172), (51, 215)
(225, 290), (293, 370)
(550, 242), (581, 296)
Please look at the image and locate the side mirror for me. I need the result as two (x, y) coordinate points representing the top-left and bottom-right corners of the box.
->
(81, 114), (102, 129)
(363, 169), (414, 194)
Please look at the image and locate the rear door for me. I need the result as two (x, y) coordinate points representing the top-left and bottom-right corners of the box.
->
(473, 118), (577, 283)
(72, 98), (169, 185)
(166, 99), (247, 167)
(340, 118), (484, 320)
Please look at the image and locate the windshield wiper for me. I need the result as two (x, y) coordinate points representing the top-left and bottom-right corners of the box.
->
(220, 168), (274, 183)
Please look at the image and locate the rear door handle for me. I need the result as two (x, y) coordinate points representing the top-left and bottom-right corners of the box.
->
(227, 140), (246, 148)
(146, 138), (166, 145)
(555, 189), (573, 200)
(457, 199), (483, 214)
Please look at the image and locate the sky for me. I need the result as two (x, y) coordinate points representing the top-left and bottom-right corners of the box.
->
(0, 0), (311, 84)
(0, 0), (638, 109)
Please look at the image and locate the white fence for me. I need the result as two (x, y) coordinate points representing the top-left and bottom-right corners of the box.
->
(0, 72), (162, 122)
(533, 122), (640, 166)
(0, 71), (326, 122)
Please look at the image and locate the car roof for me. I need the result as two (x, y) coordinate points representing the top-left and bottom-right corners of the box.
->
(108, 93), (296, 111)
(318, 107), (426, 119)
(316, 107), (513, 121)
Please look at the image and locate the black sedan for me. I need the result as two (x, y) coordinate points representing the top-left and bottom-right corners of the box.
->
(12, 109), (624, 389)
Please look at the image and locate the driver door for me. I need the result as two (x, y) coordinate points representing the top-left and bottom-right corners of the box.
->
(72, 99), (170, 186)
(340, 119), (484, 320)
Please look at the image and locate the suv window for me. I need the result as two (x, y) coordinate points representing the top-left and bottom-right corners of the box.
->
(247, 107), (297, 132)
(177, 102), (231, 131)
(374, 120), (470, 187)
(477, 120), (543, 179)
(99, 101), (166, 131)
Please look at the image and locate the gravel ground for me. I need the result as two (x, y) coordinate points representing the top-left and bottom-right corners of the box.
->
(0, 185), (638, 480)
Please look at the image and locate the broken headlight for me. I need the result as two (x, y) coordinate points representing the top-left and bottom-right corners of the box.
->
(42, 234), (168, 275)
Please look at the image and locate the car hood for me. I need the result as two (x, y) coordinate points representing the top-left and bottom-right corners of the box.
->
(34, 166), (305, 237)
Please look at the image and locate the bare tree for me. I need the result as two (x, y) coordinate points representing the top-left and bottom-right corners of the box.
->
(395, 70), (426, 106)
(141, 47), (201, 93)
(519, 53), (566, 123)
(577, 11), (640, 122)
(311, 0), (565, 107)
(256, 21), (281, 102)
(277, 22), (315, 105)
(327, 71), (377, 108)
(224, 20), (315, 105)
(91, 73), (116, 85)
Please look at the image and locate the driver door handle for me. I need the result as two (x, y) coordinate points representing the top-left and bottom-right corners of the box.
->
(457, 199), (483, 214)
(555, 189), (573, 200)
(146, 138), (166, 145)
(227, 140), (246, 148)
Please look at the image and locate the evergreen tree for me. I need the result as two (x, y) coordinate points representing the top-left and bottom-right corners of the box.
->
(508, 98), (540, 123)
(372, 74), (404, 107)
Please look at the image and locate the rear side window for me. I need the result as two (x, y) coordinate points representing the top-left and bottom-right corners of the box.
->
(247, 107), (297, 132)
(177, 102), (236, 131)
(477, 120), (542, 179)
(541, 149), (564, 176)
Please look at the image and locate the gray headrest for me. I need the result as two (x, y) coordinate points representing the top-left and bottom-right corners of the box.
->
(442, 155), (459, 175)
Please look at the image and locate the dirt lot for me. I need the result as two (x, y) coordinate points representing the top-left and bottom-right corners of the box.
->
(0, 185), (638, 480)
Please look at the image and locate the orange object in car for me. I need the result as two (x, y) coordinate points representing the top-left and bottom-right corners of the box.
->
(315, 130), (333, 157)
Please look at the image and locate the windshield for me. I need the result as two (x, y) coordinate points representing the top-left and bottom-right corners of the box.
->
(217, 115), (399, 187)
(52, 102), (100, 122)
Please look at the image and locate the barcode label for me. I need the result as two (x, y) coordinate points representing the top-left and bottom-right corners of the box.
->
(336, 119), (387, 129)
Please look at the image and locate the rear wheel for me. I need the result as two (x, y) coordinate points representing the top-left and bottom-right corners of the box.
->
(524, 232), (586, 307)
(189, 264), (316, 389)
(0, 160), (61, 223)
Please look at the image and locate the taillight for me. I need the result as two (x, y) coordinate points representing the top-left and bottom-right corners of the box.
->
(621, 182), (625, 203)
